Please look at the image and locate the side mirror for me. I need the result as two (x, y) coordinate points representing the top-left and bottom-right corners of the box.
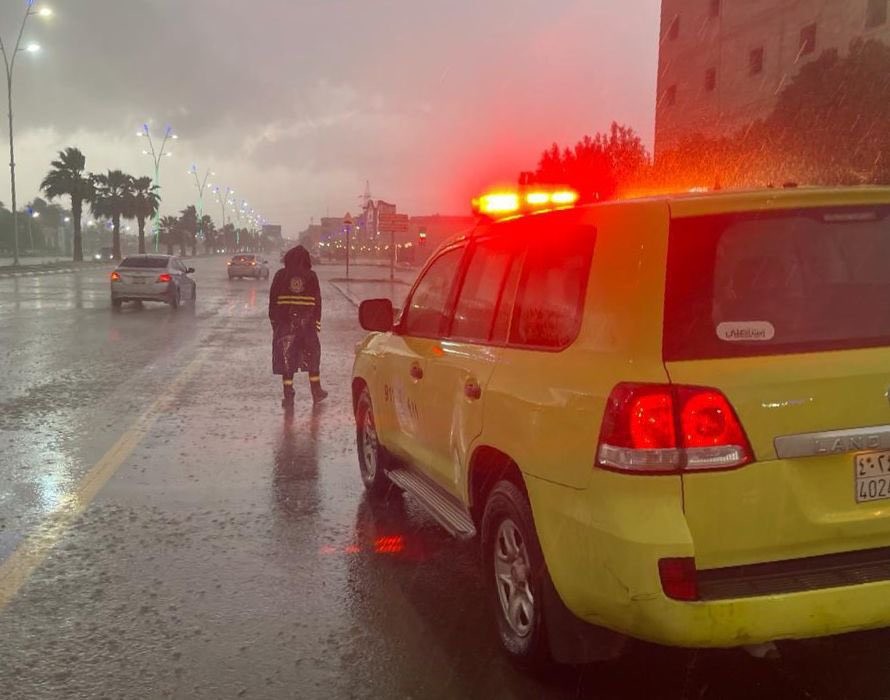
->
(359, 298), (394, 332)
(187, 267), (195, 274)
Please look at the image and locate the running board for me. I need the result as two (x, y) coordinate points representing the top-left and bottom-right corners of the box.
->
(387, 469), (477, 540)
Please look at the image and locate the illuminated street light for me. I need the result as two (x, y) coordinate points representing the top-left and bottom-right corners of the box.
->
(138, 122), (176, 251)
(0, 1), (54, 265)
(189, 164), (213, 247)
(212, 184), (237, 249)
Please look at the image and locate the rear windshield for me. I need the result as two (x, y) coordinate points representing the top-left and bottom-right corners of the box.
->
(664, 206), (890, 360)
(232, 255), (255, 263)
(120, 257), (170, 269)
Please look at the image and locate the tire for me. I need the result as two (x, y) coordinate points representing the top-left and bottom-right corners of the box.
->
(169, 288), (181, 310)
(482, 480), (551, 669)
(111, 297), (122, 309)
(355, 388), (391, 497)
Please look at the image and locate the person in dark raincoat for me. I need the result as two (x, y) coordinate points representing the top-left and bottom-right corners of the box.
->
(269, 245), (328, 405)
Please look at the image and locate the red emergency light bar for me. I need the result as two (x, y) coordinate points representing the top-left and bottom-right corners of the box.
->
(472, 188), (579, 219)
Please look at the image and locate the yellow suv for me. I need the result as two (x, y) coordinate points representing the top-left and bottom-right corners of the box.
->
(352, 186), (890, 666)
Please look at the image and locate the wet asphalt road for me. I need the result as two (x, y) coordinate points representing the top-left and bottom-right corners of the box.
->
(2, 257), (890, 699)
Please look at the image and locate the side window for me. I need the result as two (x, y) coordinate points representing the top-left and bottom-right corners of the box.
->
(450, 239), (516, 343)
(491, 250), (525, 344)
(401, 247), (465, 338)
(509, 226), (596, 350)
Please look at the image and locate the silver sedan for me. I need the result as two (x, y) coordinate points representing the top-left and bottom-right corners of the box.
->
(110, 254), (197, 310)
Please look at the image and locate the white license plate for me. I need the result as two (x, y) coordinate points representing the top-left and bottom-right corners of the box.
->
(855, 451), (890, 503)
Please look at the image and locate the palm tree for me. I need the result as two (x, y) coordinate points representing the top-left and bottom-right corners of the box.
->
(128, 176), (160, 254)
(40, 147), (94, 262)
(159, 215), (180, 256)
(179, 205), (198, 257)
(90, 170), (135, 260)
(200, 214), (216, 254)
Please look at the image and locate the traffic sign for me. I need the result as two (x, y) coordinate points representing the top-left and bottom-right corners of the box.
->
(378, 213), (409, 232)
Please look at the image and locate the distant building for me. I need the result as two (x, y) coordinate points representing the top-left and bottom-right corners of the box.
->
(261, 224), (283, 251)
(297, 217), (345, 254)
(655, 0), (890, 155)
(296, 208), (475, 265)
(407, 215), (475, 261)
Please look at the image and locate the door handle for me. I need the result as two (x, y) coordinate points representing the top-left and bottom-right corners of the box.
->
(465, 379), (482, 400)
(410, 363), (424, 380)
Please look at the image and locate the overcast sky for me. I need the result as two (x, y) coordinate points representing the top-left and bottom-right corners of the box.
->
(1, 0), (660, 235)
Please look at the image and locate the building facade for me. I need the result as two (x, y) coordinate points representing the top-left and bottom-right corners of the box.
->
(655, 0), (890, 155)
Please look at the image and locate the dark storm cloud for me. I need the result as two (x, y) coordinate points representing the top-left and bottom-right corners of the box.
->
(0, 0), (659, 233)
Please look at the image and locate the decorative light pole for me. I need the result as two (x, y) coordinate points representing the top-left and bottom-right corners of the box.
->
(138, 123), (177, 251)
(189, 164), (213, 249)
(212, 185), (235, 250)
(0, 1), (53, 265)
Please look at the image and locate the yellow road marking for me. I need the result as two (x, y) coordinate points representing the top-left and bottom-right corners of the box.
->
(0, 349), (209, 612)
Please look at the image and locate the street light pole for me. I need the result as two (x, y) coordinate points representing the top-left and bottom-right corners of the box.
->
(0, 2), (52, 266)
(343, 212), (353, 280)
(212, 185), (234, 251)
(139, 123), (177, 252)
(189, 164), (212, 252)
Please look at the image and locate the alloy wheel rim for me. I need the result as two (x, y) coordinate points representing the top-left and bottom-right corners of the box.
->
(494, 518), (535, 638)
(361, 409), (378, 481)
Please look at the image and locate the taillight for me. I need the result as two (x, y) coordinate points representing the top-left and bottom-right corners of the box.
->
(110, 271), (121, 282)
(157, 273), (172, 283)
(658, 558), (699, 601)
(596, 383), (753, 474)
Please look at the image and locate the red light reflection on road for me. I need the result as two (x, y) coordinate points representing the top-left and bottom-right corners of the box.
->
(374, 535), (406, 554)
(319, 535), (408, 557)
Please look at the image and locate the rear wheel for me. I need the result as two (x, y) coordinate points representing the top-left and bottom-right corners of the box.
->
(482, 480), (551, 668)
(111, 297), (122, 310)
(169, 287), (181, 310)
(355, 388), (391, 497)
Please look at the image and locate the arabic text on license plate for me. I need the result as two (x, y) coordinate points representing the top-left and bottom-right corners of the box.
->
(855, 451), (890, 503)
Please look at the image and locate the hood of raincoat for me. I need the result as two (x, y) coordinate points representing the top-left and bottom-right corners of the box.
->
(284, 245), (311, 272)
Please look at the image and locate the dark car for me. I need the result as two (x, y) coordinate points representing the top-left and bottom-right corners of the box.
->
(94, 247), (115, 262)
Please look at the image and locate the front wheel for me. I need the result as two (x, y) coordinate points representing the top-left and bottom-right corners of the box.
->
(355, 388), (391, 497)
(482, 480), (551, 669)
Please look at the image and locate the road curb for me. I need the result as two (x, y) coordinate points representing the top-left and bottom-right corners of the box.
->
(0, 266), (97, 278)
(328, 278), (411, 308)
(328, 277), (411, 285)
(328, 281), (362, 308)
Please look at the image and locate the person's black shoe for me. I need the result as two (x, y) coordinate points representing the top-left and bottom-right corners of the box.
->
(311, 384), (328, 404)
(282, 386), (295, 407)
